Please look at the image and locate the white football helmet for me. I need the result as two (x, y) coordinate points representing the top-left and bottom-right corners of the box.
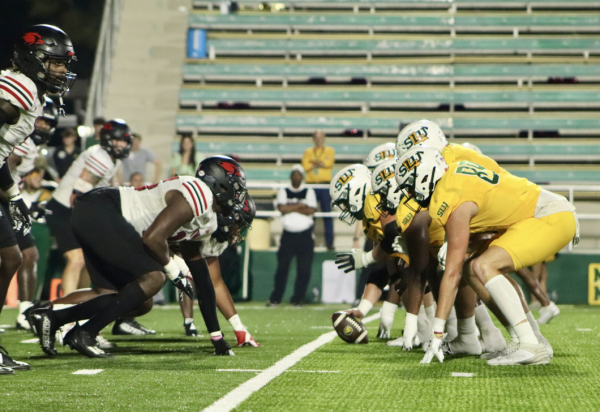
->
(330, 164), (371, 225)
(371, 159), (402, 214)
(396, 120), (448, 157)
(366, 143), (396, 171)
(462, 142), (483, 154)
(394, 146), (448, 207)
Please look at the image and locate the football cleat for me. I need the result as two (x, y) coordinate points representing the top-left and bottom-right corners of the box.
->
(212, 337), (235, 356)
(0, 346), (30, 371)
(537, 302), (560, 325)
(0, 367), (14, 375)
(16, 312), (31, 331)
(112, 318), (156, 335)
(56, 322), (76, 346)
(184, 321), (198, 337)
(23, 302), (44, 334)
(487, 342), (550, 366)
(64, 326), (113, 358)
(535, 330), (554, 359)
(481, 341), (518, 360)
(386, 337), (405, 347)
(96, 333), (117, 350)
(442, 334), (482, 356)
(235, 330), (260, 347)
(30, 308), (58, 356)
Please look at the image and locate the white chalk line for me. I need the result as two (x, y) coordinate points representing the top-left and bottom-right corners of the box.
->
(202, 312), (381, 412)
(451, 372), (474, 377)
(217, 369), (340, 373)
(72, 369), (104, 375)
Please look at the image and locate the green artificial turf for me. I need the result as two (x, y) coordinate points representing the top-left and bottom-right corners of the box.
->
(1, 304), (599, 412)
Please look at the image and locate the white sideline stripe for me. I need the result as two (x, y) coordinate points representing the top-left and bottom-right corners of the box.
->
(0, 324), (12, 328)
(21, 338), (39, 344)
(217, 369), (340, 373)
(203, 312), (381, 412)
(452, 373), (474, 377)
(72, 369), (104, 375)
(577, 328), (592, 331)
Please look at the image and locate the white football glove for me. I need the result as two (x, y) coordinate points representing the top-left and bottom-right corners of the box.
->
(402, 313), (420, 351)
(437, 241), (448, 270)
(335, 249), (375, 273)
(377, 312), (393, 339)
(392, 236), (406, 255)
(165, 258), (194, 299)
(421, 333), (445, 364)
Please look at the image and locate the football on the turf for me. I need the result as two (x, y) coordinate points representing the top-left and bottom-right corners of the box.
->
(331, 311), (368, 344)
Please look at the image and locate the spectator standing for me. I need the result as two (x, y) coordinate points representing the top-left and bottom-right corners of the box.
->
(118, 134), (162, 184)
(268, 165), (317, 306)
(170, 135), (204, 176)
(302, 130), (335, 250)
(45, 128), (81, 182)
(84, 117), (105, 150)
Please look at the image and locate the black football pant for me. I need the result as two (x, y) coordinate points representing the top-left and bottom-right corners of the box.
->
(269, 228), (314, 304)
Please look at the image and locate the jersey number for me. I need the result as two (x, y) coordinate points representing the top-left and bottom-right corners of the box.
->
(455, 161), (500, 185)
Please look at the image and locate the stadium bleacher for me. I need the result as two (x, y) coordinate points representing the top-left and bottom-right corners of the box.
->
(178, 0), (600, 184)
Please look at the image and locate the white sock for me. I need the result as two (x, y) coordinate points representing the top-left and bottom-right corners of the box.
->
(424, 303), (435, 324)
(525, 311), (540, 333)
(457, 316), (477, 336)
(485, 276), (537, 345)
(18, 301), (33, 315)
(184, 318), (194, 325)
(506, 325), (519, 343)
(228, 314), (245, 332)
(474, 303), (496, 332)
(381, 301), (398, 324)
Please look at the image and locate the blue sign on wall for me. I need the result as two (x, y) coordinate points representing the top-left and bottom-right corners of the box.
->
(187, 29), (207, 58)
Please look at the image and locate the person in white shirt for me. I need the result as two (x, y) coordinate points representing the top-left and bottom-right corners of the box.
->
(268, 165), (317, 306)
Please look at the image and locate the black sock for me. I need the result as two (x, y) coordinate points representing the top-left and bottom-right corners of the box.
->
(187, 259), (220, 334)
(80, 282), (148, 336)
(52, 294), (116, 326)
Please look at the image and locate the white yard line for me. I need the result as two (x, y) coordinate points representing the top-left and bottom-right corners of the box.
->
(451, 372), (474, 377)
(72, 369), (104, 375)
(203, 312), (381, 412)
(216, 369), (340, 373)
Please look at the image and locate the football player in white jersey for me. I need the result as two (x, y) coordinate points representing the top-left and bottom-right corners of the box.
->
(32, 156), (247, 358)
(0, 24), (76, 374)
(45, 119), (130, 296)
(177, 196), (260, 347)
(6, 97), (58, 331)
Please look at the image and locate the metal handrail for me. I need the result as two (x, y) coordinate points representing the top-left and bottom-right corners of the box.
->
(84, 0), (124, 126)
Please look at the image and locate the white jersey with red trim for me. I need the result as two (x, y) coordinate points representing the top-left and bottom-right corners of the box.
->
(0, 70), (43, 165)
(201, 236), (229, 258)
(119, 175), (217, 243)
(52, 144), (118, 208)
(11, 137), (38, 182)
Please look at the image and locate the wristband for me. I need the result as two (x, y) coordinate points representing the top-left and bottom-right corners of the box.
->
(364, 250), (376, 266)
(164, 258), (180, 281)
(210, 331), (223, 340)
(357, 299), (374, 317)
(432, 317), (447, 340)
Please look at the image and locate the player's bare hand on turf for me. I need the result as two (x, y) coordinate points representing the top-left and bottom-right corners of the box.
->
(421, 333), (444, 364)
(8, 196), (31, 235)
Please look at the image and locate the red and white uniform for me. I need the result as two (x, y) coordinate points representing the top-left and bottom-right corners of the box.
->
(202, 237), (229, 258)
(11, 137), (37, 182)
(119, 176), (217, 243)
(0, 70), (44, 164)
(52, 145), (118, 208)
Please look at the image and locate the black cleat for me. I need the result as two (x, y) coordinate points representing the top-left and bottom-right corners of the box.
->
(184, 321), (198, 337)
(0, 367), (14, 375)
(64, 325), (113, 358)
(23, 302), (44, 334)
(30, 308), (58, 356)
(112, 318), (156, 335)
(0, 346), (30, 371)
(212, 337), (235, 356)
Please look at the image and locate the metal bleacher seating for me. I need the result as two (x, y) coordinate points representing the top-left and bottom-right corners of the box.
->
(179, 0), (600, 184)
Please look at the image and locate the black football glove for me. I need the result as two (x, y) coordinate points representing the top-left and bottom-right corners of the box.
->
(8, 194), (31, 235)
(29, 201), (49, 221)
(212, 337), (235, 356)
(335, 250), (375, 273)
(172, 273), (194, 299)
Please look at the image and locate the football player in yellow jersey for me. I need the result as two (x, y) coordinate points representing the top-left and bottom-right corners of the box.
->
(396, 146), (578, 366)
(330, 164), (407, 337)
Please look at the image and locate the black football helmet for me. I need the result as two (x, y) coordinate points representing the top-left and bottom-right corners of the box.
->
(196, 155), (247, 213)
(13, 24), (77, 96)
(213, 195), (256, 244)
(99, 119), (132, 159)
(29, 97), (58, 146)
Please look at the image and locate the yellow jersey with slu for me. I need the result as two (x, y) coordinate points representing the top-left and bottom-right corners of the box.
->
(441, 143), (507, 175)
(430, 161), (541, 233)
(396, 197), (445, 248)
(363, 192), (384, 242)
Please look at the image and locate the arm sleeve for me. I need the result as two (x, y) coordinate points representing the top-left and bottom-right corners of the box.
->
(276, 188), (287, 205)
(185, 258), (221, 334)
(305, 188), (318, 208)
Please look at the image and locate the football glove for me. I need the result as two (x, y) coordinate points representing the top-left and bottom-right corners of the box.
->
(29, 201), (49, 220)
(212, 337), (235, 356)
(377, 321), (391, 339)
(402, 313), (420, 351)
(335, 249), (375, 273)
(172, 273), (194, 300)
(437, 241), (448, 270)
(421, 333), (444, 364)
(8, 194), (31, 235)
(392, 236), (406, 254)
